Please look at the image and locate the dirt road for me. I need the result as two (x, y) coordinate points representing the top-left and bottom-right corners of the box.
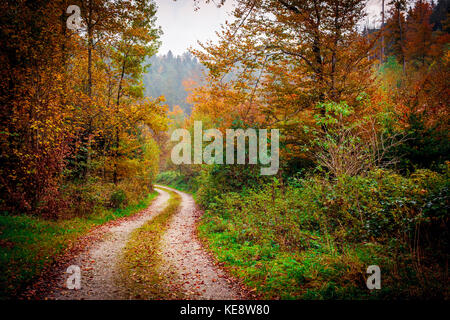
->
(40, 186), (244, 300)
(157, 185), (243, 299)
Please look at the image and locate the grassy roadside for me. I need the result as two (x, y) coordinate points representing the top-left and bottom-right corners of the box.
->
(196, 177), (449, 299)
(157, 170), (449, 299)
(0, 191), (158, 299)
(119, 188), (184, 299)
(197, 213), (377, 300)
(158, 181), (328, 299)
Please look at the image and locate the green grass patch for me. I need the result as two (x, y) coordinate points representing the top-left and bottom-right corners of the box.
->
(196, 169), (449, 299)
(119, 188), (184, 299)
(0, 191), (158, 299)
(198, 210), (410, 299)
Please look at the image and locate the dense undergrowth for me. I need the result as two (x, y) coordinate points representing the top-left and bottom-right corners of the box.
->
(156, 171), (198, 194)
(0, 191), (158, 299)
(159, 165), (449, 299)
(119, 188), (183, 299)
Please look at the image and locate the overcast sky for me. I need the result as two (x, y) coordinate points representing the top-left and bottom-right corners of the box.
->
(154, 0), (386, 56)
(154, 0), (235, 55)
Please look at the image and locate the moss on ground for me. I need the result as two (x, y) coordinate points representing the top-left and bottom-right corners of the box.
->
(118, 188), (184, 299)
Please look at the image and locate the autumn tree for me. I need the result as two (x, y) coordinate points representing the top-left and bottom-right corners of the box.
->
(191, 0), (379, 169)
(379, 0), (449, 171)
(0, 0), (77, 215)
(0, 0), (167, 216)
(385, 0), (408, 73)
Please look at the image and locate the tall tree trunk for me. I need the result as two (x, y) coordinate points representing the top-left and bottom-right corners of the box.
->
(87, 1), (93, 98)
(398, 7), (406, 75)
(84, 0), (94, 180)
(381, 0), (385, 63)
(113, 55), (127, 185)
(330, 1), (340, 101)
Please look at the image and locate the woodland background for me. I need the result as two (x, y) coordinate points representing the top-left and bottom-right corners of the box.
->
(0, 0), (449, 299)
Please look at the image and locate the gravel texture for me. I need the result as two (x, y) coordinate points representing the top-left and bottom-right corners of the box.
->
(39, 186), (245, 300)
(48, 188), (170, 300)
(158, 185), (245, 300)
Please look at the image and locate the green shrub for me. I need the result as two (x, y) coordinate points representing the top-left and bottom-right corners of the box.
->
(198, 166), (449, 299)
(392, 112), (450, 173)
(196, 164), (270, 209)
(156, 170), (199, 192)
(109, 189), (127, 209)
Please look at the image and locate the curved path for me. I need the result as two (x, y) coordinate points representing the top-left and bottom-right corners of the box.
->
(38, 186), (244, 300)
(48, 188), (170, 299)
(157, 185), (243, 299)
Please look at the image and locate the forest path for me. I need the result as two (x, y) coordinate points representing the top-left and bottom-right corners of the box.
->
(47, 188), (171, 300)
(156, 185), (245, 299)
(42, 186), (245, 300)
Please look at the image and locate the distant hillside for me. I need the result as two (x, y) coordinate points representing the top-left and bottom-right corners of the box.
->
(143, 51), (205, 114)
